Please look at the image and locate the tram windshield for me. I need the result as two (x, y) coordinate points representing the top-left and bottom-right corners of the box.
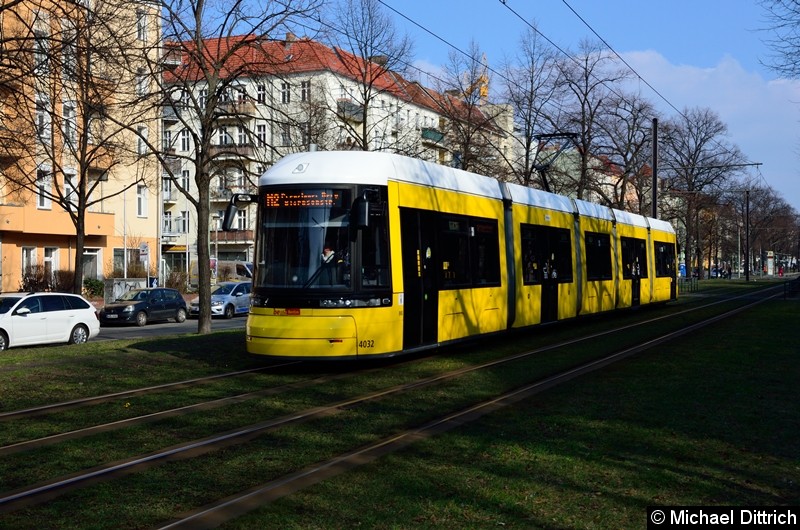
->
(254, 187), (390, 293)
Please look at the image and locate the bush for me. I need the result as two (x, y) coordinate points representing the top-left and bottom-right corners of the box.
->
(83, 278), (104, 298)
(165, 271), (187, 291)
(19, 266), (74, 292)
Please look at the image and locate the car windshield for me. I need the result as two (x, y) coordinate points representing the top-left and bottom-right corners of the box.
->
(0, 297), (22, 314)
(118, 290), (149, 301)
(211, 284), (234, 296)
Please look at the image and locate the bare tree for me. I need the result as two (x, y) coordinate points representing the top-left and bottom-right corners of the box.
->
(0, 0), (157, 293)
(659, 107), (747, 277)
(594, 91), (660, 213)
(433, 40), (508, 175)
(150, 0), (323, 334)
(549, 40), (629, 199)
(328, 0), (414, 151)
(759, 0), (800, 78)
(499, 24), (562, 187)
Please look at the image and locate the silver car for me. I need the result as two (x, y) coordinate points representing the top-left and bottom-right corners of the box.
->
(0, 292), (100, 351)
(190, 281), (251, 319)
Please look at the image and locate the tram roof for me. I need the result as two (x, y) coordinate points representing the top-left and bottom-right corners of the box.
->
(263, 151), (674, 234)
(262, 151), (504, 199)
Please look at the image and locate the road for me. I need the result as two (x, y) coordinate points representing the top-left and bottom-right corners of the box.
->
(96, 316), (246, 341)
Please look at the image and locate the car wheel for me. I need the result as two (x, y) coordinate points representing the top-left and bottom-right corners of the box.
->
(224, 304), (235, 319)
(69, 325), (89, 345)
(136, 311), (148, 327)
(0, 331), (7, 351)
(175, 308), (187, 323)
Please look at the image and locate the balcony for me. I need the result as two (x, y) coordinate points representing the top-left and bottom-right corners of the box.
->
(162, 105), (182, 124)
(212, 229), (254, 244)
(162, 156), (182, 175)
(337, 99), (364, 123)
(213, 100), (256, 122)
(421, 127), (444, 144)
(208, 143), (254, 159)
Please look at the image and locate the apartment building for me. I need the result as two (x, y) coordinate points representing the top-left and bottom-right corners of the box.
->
(161, 33), (514, 277)
(0, 0), (162, 292)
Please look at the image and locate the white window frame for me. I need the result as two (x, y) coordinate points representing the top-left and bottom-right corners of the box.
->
(136, 10), (147, 41)
(62, 101), (76, 148)
(281, 82), (290, 104)
(36, 170), (51, 209)
(256, 123), (267, 146)
(136, 184), (147, 217)
(180, 129), (190, 151)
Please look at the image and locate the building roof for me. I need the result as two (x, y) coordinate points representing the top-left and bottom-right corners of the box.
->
(164, 33), (492, 124)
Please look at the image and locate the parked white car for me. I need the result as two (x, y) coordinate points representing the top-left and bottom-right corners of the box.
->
(190, 281), (251, 319)
(0, 292), (100, 351)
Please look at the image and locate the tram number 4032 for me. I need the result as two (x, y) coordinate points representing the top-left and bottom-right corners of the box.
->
(358, 339), (375, 349)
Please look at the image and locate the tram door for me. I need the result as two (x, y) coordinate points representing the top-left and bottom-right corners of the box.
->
(400, 209), (439, 350)
(541, 262), (559, 323)
(621, 237), (645, 307)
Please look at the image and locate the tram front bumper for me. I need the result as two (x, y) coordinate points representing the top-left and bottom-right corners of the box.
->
(246, 314), (358, 358)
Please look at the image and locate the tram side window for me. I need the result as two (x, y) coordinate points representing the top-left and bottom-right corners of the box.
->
(471, 220), (500, 285)
(521, 224), (573, 284)
(439, 215), (500, 288)
(621, 237), (648, 279)
(585, 231), (613, 280)
(361, 203), (390, 288)
(440, 217), (471, 287)
(654, 241), (676, 277)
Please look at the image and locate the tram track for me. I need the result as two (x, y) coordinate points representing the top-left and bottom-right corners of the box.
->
(0, 282), (775, 456)
(0, 283), (783, 521)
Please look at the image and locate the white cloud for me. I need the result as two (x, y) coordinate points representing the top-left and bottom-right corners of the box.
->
(624, 50), (800, 209)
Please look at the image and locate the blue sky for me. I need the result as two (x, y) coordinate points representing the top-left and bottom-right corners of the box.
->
(378, 0), (800, 210)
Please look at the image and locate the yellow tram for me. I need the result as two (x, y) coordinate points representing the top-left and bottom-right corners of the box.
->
(223, 151), (677, 359)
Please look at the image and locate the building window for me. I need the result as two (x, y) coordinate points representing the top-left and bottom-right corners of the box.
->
(136, 68), (147, 96)
(237, 126), (246, 145)
(22, 247), (36, 276)
(163, 211), (173, 233)
(180, 169), (190, 191)
(44, 247), (58, 281)
(301, 80), (310, 102)
(36, 94), (50, 141)
(280, 123), (291, 146)
(281, 82), (290, 104)
(236, 209), (247, 230)
(257, 84), (266, 103)
(162, 129), (172, 151)
(137, 126), (148, 155)
(180, 129), (190, 151)
(64, 171), (77, 207)
(34, 29), (49, 73)
(136, 10), (147, 41)
(256, 123), (267, 146)
(162, 178), (172, 200)
(180, 210), (189, 233)
(63, 102), (76, 148)
(62, 22), (77, 81)
(36, 170), (51, 209)
(199, 88), (207, 110)
(301, 122), (311, 146)
(137, 184), (147, 217)
(218, 127), (232, 145)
